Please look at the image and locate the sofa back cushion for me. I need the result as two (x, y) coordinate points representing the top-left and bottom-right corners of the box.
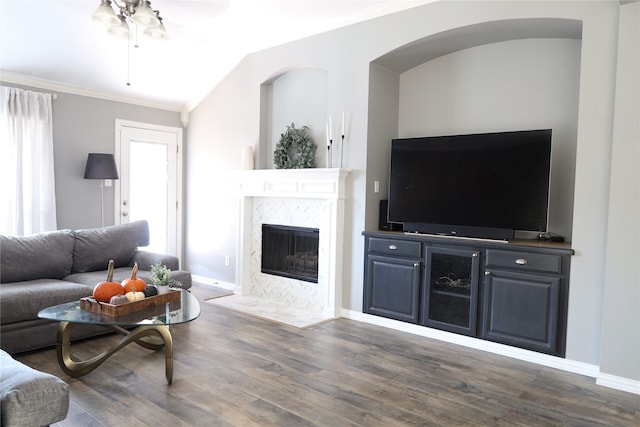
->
(71, 220), (150, 273)
(0, 230), (75, 283)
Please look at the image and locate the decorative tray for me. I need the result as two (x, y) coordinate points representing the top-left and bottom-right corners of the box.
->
(80, 289), (181, 317)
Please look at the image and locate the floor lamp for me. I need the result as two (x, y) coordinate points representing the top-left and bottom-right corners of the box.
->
(84, 153), (119, 227)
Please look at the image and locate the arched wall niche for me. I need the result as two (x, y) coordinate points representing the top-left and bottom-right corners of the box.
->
(374, 18), (582, 73)
(258, 67), (329, 170)
(367, 17), (582, 239)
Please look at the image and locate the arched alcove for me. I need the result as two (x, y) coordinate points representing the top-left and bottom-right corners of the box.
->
(367, 18), (582, 239)
(258, 68), (328, 169)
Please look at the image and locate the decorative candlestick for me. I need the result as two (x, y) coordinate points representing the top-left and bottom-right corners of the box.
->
(326, 122), (331, 168)
(326, 145), (331, 168)
(340, 112), (346, 168)
(329, 139), (333, 168)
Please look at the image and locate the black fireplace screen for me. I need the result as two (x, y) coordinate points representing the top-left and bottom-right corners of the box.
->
(261, 224), (319, 283)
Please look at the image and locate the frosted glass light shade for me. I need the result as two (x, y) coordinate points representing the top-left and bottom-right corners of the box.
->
(92, 1), (119, 26)
(107, 15), (130, 39)
(143, 20), (169, 40)
(131, 2), (159, 27)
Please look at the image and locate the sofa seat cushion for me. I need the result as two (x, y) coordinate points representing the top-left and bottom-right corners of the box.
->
(0, 350), (69, 427)
(71, 220), (150, 273)
(64, 267), (135, 288)
(0, 279), (93, 324)
(0, 230), (75, 283)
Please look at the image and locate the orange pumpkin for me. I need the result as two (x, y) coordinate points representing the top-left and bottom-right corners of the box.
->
(93, 260), (125, 302)
(122, 262), (146, 292)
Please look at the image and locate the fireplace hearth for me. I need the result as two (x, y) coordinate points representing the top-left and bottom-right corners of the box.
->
(261, 224), (319, 283)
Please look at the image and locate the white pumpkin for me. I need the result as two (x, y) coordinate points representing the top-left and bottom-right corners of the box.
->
(125, 291), (145, 302)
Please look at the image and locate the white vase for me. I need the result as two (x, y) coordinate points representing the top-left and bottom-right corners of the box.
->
(242, 146), (254, 170)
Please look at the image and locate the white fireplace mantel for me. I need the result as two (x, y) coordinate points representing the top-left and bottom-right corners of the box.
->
(235, 168), (351, 199)
(235, 168), (351, 318)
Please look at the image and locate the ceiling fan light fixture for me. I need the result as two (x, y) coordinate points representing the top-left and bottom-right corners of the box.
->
(130, 1), (160, 27)
(92, 0), (167, 37)
(91, 0), (168, 86)
(92, 0), (119, 26)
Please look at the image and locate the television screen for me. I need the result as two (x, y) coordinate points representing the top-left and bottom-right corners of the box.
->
(388, 129), (552, 240)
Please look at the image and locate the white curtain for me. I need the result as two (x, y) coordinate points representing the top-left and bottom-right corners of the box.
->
(0, 86), (57, 236)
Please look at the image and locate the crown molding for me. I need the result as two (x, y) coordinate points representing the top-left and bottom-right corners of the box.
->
(0, 71), (184, 113)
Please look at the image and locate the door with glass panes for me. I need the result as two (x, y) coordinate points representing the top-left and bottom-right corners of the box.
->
(115, 120), (182, 257)
(421, 246), (480, 336)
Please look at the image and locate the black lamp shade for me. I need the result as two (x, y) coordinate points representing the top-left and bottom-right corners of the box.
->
(84, 153), (119, 179)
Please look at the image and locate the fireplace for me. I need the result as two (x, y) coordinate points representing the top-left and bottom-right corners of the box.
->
(235, 168), (351, 318)
(261, 224), (319, 283)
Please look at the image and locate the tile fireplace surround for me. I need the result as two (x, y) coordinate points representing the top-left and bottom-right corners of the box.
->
(233, 168), (351, 325)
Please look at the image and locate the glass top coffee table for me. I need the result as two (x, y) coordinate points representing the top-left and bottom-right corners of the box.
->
(38, 289), (200, 384)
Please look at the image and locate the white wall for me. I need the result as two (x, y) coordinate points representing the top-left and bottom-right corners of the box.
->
(599, 0), (640, 384)
(186, 0), (637, 383)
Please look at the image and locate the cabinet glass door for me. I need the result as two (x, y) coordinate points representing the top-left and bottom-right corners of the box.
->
(422, 247), (480, 335)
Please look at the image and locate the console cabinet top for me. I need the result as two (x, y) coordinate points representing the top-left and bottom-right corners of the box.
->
(362, 230), (574, 256)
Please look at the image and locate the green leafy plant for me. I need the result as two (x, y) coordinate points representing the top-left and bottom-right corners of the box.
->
(149, 263), (182, 288)
(273, 123), (316, 169)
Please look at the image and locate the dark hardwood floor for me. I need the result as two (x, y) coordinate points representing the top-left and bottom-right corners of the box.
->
(15, 283), (638, 427)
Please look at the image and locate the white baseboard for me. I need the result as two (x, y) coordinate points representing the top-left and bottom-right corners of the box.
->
(191, 274), (235, 290)
(596, 372), (640, 395)
(342, 309), (606, 382)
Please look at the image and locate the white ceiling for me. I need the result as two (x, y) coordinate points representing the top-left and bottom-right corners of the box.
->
(0, 0), (431, 111)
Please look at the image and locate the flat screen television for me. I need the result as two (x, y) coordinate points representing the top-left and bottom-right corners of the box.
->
(388, 129), (552, 241)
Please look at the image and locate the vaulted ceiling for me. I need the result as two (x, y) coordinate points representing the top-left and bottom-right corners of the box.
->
(0, 1), (431, 110)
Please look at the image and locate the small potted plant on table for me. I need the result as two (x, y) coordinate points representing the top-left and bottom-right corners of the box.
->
(149, 263), (182, 294)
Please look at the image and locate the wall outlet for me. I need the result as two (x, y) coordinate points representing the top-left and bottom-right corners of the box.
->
(374, 180), (380, 193)
(224, 255), (230, 266)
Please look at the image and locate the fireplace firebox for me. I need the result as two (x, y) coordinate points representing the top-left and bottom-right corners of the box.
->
(261, 224), (319, 283)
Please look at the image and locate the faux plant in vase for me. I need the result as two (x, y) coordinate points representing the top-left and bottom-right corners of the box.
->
(149, 262), (182, 293)
(273, 122), (316, 169)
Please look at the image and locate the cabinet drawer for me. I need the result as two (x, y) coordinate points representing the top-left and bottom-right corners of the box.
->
(485, 249), (562, 274)
(368, 238), (421, 258)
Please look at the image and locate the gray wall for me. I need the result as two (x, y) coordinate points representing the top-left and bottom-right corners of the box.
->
(182, 1), (636, 383)
(265, 68), (329, 169)
(396, 38), (580, 240)
(1, 83), (182, 230)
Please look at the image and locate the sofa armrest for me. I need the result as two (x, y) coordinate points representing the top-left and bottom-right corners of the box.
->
(132, 251), (180, 271)
(0, 350), (69, 427)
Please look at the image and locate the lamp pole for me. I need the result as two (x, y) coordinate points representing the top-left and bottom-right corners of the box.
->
(100, 180), (105, 228)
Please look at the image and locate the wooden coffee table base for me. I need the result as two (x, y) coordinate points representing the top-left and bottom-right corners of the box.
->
(56, 321), (174, 384)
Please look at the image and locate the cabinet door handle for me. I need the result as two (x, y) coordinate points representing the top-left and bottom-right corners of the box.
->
(472, 252), (479, 257)
(414, 263), (420, 267)
(485, 271), (491, 276)
(388, 244), (398, 250)
(515, 258), (528, 265)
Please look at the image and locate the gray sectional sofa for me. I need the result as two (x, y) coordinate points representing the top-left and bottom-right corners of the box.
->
(0, 220), (192, 354)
